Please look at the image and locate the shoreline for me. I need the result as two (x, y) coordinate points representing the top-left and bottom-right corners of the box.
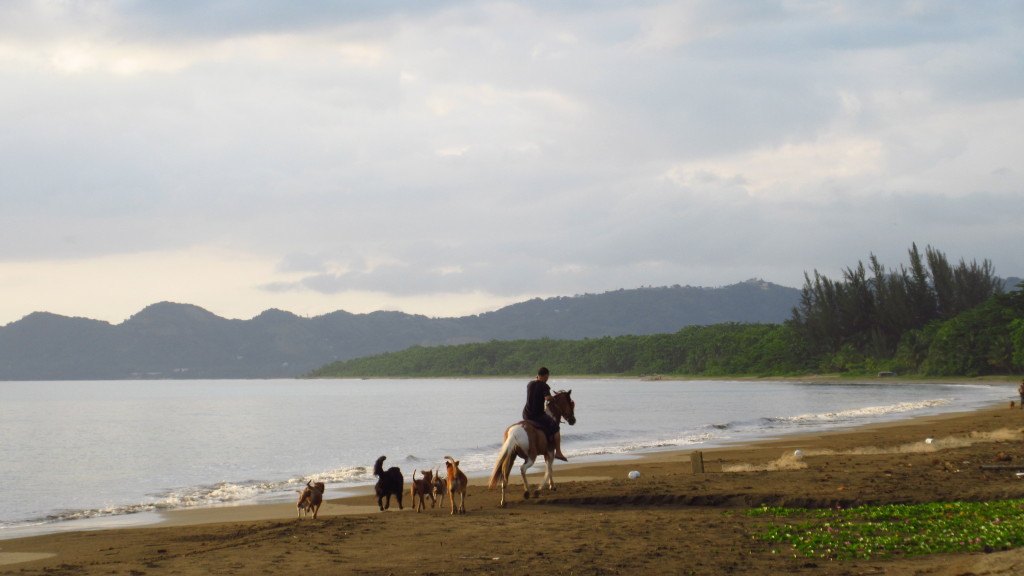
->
(5, 386), (1021, 536)
(3, 389), (1024, 574)
(6, 377), (1012, 541)
(69, 397), (1024, 531)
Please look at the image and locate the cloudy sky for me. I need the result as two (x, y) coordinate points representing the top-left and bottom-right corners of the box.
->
(1, 1), (1021, 326)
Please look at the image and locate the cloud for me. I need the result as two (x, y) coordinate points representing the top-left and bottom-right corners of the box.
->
(0, 1), (1021, 325)
(665, 136), (887, 199)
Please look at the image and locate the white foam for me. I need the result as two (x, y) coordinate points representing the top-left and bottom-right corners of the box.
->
(774, 398), (952, 424)
(1, 378), (1009, 538)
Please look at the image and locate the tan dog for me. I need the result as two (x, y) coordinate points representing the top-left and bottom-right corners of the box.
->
(444, 456), (468, 515)
(410, 469), (435, 512)
(296, 480), (325, 519)
(430, 468), (447, 509)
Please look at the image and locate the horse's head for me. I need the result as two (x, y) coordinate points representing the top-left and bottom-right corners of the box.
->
(551, 389), (576, 425)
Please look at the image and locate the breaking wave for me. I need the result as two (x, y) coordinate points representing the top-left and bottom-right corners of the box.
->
(1, 465), (376, 532)
(766, 398), (953, 426)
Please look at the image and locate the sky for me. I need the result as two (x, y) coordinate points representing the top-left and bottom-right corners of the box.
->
(1, 1), (1022, 326)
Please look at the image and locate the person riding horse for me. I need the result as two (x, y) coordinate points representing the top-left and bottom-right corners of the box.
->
(490, 381), (575, 506)
(523, 367), (568, 461)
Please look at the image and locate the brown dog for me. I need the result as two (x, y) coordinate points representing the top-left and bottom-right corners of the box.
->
(444, 456), (467, 515)
(430, 468), (447, 509)
(296, 480), (325, 519)
(410, 469), (435, 512)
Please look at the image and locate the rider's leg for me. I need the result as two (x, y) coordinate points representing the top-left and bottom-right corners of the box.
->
(554, 431), (567, 461)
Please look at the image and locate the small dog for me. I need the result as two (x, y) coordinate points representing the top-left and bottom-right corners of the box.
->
(444, 456), (468, 515)
(410, 469), (435, 512)
(296, 480), (325, 519)
(430, 468), (447, 509)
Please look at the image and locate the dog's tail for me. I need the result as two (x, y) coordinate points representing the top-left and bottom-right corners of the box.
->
(445, 456), (463, 478)
(373, 455), (386, 477)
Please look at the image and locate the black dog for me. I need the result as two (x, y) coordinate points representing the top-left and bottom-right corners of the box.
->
(373, 455), (404, 511)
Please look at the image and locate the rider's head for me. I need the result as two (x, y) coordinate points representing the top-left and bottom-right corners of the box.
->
(537, 366), (550, 380)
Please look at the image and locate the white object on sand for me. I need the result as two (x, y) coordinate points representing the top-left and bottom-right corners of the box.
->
(628, 470), (641, 480)
(925, 438), (934, 444)
(793, 450), (804, 459)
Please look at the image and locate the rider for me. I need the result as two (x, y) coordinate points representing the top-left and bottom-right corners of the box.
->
(523, 366), (568, 461)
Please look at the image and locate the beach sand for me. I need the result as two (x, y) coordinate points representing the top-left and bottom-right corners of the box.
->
(3, 402), (1024, 575)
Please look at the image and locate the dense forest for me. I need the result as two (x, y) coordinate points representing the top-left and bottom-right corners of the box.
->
(308, 245), (1024, 379)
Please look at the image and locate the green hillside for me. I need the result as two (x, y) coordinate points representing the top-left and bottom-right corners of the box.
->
(309, 245), (1024, 379)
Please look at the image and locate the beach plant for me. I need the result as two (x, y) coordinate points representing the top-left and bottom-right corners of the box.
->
(747, 500), (1024, 560)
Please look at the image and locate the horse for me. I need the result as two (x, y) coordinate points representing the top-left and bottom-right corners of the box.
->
(488, 389), (576, 507)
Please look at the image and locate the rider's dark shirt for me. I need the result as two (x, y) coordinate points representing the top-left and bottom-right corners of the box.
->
(523, 379), (558, 437)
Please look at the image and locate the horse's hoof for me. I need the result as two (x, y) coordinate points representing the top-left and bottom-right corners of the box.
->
(533, 490), (540, 498)
(522, 491), (530, 500)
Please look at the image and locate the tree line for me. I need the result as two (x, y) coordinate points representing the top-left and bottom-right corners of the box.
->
(789, 244), (1010, 375)
(307, 245), (1023, 379)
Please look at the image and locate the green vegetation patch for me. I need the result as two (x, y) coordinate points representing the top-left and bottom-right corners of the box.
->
(307, 244), (1022, 379)
(747, 500), (1024, 560)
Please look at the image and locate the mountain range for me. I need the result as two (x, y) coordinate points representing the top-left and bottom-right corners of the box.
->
(0, 280), (802, 380)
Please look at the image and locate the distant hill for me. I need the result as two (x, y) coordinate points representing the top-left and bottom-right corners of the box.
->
(0, 280), (799, 380)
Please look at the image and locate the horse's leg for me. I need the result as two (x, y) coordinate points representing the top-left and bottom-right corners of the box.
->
(542, 451), (555, 492)
(499, 462), (508, 508)
(531, 433), (552, 497)
(518, 454), (535, 500)
(499, 441), (516, 508)
(498, 433), (518, 508)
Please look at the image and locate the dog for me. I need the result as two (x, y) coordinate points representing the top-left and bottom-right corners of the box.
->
(410, 469), (436, 512)
(430, 468), (447, 509)
(444, 456), (468, 515)
(296, 480), (325, 519)
(373, 455), (404, 511)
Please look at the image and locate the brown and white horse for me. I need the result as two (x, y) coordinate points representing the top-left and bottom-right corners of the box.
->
(488, 389), (576, 507)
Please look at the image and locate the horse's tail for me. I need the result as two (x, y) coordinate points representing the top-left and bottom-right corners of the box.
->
(488, 427), (518, 489)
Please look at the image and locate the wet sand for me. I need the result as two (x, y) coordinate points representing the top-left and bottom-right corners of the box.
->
(3, 398), (1024, 575)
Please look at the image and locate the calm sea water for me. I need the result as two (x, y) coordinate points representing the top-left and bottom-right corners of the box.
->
(0, 378), (1013, 539)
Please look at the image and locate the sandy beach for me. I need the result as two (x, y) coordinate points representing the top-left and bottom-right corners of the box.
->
(3, 398), (1024, 575)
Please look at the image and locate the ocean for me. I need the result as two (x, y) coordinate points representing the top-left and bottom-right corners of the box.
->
(0, 377), (1013, 539)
